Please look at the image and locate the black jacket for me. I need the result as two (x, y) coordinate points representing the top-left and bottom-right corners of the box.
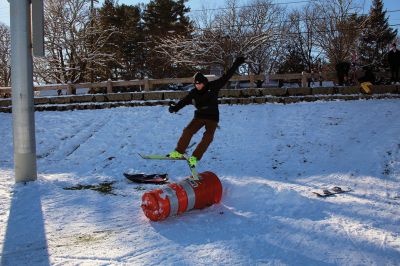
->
(172, 57), (245, 122)
(388, 49), (400, 68)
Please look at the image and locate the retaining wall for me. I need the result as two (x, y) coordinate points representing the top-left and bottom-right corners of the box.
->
(0, 85), (399, 113)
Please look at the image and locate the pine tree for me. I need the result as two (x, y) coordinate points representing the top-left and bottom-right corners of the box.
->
(278, 45), (306, 74)
(142, 0), (193, 79)
(359, 0), (397, 70)
(97, 0), (145, 80)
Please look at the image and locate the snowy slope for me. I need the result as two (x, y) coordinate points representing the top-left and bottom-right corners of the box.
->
(1, 99), (400, 265)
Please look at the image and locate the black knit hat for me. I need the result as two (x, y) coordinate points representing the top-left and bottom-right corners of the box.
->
(193, 72), (208, 84)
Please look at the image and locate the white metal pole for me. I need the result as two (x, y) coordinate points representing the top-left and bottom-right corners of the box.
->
(10, 0), (37, 182)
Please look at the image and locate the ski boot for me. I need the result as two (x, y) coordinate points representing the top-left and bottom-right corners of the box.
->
(167, 150), (184, 159)
(188, 156), (198, 168)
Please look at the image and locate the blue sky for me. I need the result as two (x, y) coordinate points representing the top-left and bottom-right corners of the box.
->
(0, 0), (399, 30)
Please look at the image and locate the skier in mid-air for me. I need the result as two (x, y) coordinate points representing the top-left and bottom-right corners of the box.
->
(168, 56), (246, 167)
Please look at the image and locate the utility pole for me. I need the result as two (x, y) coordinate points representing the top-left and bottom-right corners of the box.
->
(9, 0), (44, 183)
(90, 0), (95, 82)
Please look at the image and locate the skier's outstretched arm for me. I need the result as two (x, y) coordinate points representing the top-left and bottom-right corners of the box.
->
(210, 56), (246, 91)
(169, 92), (193, 113)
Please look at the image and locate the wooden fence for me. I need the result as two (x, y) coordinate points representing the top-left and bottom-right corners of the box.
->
(0, 71), (363, 98)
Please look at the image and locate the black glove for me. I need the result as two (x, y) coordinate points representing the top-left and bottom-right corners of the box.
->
(169, 102), (178, 113)
(235, 56), (246, 66)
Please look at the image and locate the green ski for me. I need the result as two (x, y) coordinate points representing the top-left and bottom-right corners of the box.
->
(138, 153), (185, 160)
(138, 153), (200, 180)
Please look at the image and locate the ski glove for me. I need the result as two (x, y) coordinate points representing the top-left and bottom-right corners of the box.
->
(235, 56), (246, 66)
(169, 103), (178, 113)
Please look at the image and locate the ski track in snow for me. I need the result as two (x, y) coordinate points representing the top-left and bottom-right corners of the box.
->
(1, 99), (400, 265)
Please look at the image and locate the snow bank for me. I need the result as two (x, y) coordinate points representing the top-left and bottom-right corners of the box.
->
(1, 99), (399, 265)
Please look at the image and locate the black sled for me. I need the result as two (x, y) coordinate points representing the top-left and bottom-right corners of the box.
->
(123, 173), (168, 184)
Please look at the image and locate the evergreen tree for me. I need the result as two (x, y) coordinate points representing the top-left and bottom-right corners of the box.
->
(276, 46), (305, 87)
(97, 0), (145, 80)
(359, 0), (397, 70)
(142, 0), (193, 78)
(278, 45), (306, 74)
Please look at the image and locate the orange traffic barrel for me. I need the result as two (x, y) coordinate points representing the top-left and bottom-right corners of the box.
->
(141, 171), (222, 221)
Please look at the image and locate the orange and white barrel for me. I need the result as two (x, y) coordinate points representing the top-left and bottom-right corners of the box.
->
(141, 171), (222, 221)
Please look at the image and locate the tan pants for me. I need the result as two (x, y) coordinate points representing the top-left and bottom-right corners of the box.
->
(175, 118), (218, 160)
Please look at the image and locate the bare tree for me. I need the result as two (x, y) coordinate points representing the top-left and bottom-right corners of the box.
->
(311, 0), (365, 66)
(34, 0), (116, 84)
(154, 0), (238, 71)
(238, 0), (287, 76)
(0, 23), (11, 87)
(287, 4), (322, 72)
(155, 0), (286, 76)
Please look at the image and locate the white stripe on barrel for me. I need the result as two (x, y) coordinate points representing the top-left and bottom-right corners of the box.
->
(162, 186), (179, 216)
(180, 179), (196, 211)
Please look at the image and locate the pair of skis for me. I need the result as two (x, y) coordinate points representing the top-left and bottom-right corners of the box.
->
(313, 186), (352, 197)
(124, 153), (199, 184)
(124, 142), (199, 184)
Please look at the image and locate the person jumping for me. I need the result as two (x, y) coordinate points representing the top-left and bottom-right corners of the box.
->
(168, 56), (246, 167)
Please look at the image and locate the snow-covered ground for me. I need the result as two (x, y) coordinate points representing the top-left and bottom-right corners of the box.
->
(1, 99), (400, 265)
